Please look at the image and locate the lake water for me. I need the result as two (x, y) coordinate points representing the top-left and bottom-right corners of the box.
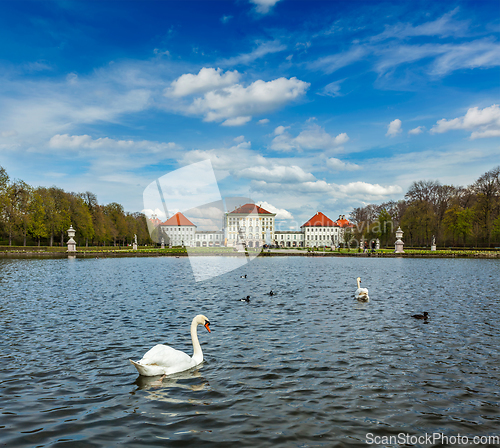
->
(1, 256), (499, 447)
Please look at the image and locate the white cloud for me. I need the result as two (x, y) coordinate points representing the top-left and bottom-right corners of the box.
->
(271, 124), (349, 152)
(167, 67), (240, 97)
(310, 9), (500, 83)
(190, 77), (309, 123)
(326, 158), (360, 171)
(251, 179), (402, 198)
(181, 140), (258, 173)
(386, 119), (402, 137)
(471, 129), (500, 139)
(255, 201), (293, 219)
(221, 15), (233, 23)
(233, 135), (246, 143)
(335, 181), (402, 196)
(239, 165), (316, 183)
(320, 79), (345, 97)
(274, 125), (288, 135)
(430, 39), (500, 76)
(219, 40), (286, 66)
(371, 8), (468, 42)
(258, 118), (270, 124)
(153, 48), (170, 57)
(48, 134), (180, 154)
(222, 116), (252, 126)
(310, 46), (369, 74)
(1, 130), (18, 138)
(408, 126), (424, 135)
(430, 104), (500, 139)
(250, 0), (280, 14)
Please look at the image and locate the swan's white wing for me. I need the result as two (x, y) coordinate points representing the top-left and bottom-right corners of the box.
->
(139, 344), (193, 368)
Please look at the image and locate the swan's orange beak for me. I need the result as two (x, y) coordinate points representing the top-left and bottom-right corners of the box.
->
(205, 322), (211, 333)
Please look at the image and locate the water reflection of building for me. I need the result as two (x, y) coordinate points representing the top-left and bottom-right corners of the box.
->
(224, 203), (276, 248)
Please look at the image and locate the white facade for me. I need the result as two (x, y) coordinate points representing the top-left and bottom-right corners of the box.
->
(275, 231), (305, 247)
(301, 212), (348, 248)
(225, 204), (276, 248)
(159, 212), (197, 247)
(303, 226), (342, 247)
(195, 231), (224, 247)
(152, 210), (352, 249)
(161, 224), (196, 247)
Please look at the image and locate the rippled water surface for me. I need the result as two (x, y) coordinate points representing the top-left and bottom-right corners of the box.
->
(1, 256), (499, 447)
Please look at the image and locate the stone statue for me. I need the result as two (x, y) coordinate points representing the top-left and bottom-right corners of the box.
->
(432, 235), (435, 246)
(134, 234), (138, 245)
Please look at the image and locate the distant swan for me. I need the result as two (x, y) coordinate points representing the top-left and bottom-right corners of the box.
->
(130, 315), (211, 377)
(355, 277), (369, 302)
(412, 312), (429, 320)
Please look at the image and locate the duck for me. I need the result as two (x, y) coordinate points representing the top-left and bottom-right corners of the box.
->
(269, 290), (275, 296)
(239, 296), (250, 302)
(130, 314), (211, 377)
(412, 312), (429, 320)
(355, 277), (369, 302)
(240, 274), (247, 278)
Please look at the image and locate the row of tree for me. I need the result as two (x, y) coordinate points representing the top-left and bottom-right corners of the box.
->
(348, 166), (500, 248)
(0, 166), (152, 247)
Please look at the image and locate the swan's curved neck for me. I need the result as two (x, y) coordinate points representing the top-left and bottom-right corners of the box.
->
(357, 278), (361, 289)
(191, 319), (203, 364)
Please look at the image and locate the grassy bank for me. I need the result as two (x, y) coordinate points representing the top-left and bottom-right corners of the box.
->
(0, 246), (499, 258)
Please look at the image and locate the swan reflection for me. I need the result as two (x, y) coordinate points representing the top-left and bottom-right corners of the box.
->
(134, 367), (208, 404)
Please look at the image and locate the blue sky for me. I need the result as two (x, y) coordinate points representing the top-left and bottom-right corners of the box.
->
(0, 0), (499, 227)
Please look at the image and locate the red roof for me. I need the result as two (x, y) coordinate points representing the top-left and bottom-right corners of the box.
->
(161, 212), (196, 227)
(301, 212), (338, 228)
(336, 218), (353, 228)
(229, 203), (272, 215)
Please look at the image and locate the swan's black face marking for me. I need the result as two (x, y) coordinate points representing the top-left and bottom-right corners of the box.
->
(204, 321), (211, 333)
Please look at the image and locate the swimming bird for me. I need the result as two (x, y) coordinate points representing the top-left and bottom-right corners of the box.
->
(269, 290), (275, 296)
(130, 315), (211, 377)
(355, 277), (369, 302)
(240, 296), (250, 302)
(412, 312), (429, 320)
(240, 274), (247, 278)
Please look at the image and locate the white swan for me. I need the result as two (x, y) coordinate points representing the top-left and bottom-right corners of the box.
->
(355, 277), (369, 302)
(130, 315), (211, 377)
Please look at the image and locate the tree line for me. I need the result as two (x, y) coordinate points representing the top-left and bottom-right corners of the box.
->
(0, 166), (152, 247)
(349, 166), (500, 248)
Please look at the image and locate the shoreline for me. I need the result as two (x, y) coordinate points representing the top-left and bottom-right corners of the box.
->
(0, 249), (499, 259)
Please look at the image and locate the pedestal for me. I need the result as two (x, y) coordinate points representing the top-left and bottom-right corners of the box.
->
(395, 241), (404, 253)
(161, 242), (165, 249)
(67, 225), (77, 253)
(133, 243), (138, 250)
(431, 245), (436, 251)
(67, 238), (77, 253)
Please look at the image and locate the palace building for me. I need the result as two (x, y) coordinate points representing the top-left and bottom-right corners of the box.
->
(150, 207), (352, 248)
(160, 212), (196, 247)
(224, 203), (276, 248)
